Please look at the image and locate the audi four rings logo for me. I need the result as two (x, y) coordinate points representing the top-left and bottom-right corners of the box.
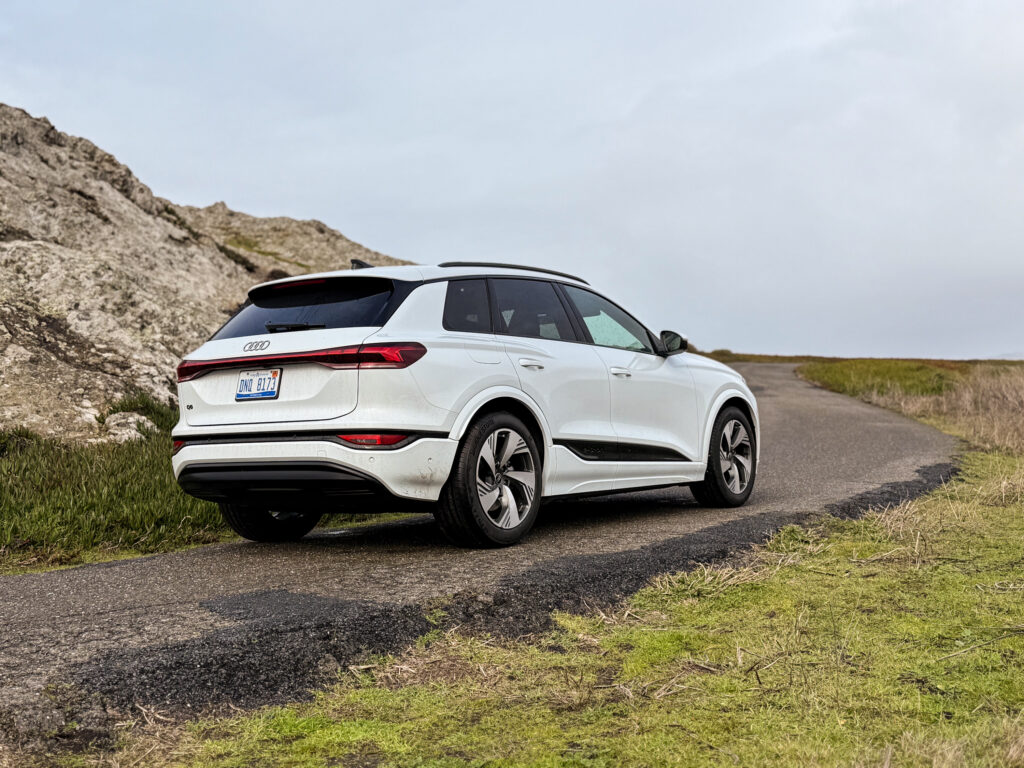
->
(243, 340), (271, 352)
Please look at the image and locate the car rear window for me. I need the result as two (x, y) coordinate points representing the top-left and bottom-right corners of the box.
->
(211, 277), (400, 340)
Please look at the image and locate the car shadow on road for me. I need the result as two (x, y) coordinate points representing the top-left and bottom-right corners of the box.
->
(272, 486), (702, 553)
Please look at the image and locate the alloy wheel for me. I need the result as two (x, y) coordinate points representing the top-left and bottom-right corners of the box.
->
(719, 419), (752, 494)
(476, 427), (536, 529)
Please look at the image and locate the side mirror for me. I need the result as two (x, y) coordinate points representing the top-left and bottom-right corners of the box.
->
(660, 330), (688, 356)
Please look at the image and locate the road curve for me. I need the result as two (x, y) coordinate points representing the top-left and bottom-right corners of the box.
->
(0, 364), (957, 746)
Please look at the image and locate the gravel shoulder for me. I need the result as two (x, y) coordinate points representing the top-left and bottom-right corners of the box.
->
(0, 363), (957, 749)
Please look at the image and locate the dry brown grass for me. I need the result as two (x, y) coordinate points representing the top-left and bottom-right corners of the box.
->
(370, 629), (490, 689)
(874, 483), (985, 539)
(977, 461), (1024, 506)
(648, 554), (798, 601)
(862, 716), (1024, 768)
(869, 365), (1024, 455)
(1007, 723), (1024, 766)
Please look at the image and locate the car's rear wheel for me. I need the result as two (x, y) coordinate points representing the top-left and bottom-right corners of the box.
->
(435, 412), (542, 547)
(219, 503), (322, 542)
(689, 406), (756, 508)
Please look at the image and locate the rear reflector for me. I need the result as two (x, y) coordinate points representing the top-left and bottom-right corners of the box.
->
(176, 343), (426, 383)
(337, 433), (408, 447)
(172, 440), (186, 455)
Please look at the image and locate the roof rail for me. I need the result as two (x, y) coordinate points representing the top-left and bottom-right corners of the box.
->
(437, 261), (589, 285)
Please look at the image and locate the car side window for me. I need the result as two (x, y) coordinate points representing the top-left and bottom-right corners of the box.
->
(490, 278), (576, 341)
(562, 285), (654, 354)
(443, 279), (492, 333)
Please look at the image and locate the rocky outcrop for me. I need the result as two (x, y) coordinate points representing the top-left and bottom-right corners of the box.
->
(173, 201), (405, 279)
(0, 103), (400, 440)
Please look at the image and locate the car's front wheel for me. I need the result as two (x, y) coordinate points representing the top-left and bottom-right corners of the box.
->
(434, 412), (542, 547)
(689, 406), (756, 508)
(219, 503), (322, 542)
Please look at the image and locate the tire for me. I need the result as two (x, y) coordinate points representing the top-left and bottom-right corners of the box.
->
(689, 406), (756, 508)
(434, 412), (542, 548)
(219, 503), (322, 542)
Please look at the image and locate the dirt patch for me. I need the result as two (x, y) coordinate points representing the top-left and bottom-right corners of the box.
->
(372, 639), (482, 689)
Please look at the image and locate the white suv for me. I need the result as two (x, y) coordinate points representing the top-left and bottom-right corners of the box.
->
(172, 263), (759, 547)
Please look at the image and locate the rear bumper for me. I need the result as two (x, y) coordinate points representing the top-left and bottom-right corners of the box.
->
(178, 461), (384, 507)
(172, 436), (459, 504)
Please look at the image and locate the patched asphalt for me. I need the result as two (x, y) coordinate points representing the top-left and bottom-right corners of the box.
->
(0, 364), (957, 749)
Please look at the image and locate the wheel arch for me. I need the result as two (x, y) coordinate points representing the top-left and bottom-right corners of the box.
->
(449, 388), (551, 466)
(701, 390), (760, 464)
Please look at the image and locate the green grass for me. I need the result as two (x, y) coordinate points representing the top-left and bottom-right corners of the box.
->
(0, 394), (414, 574)
(95, 452), (1024, 767)
(702, 348), (839, 364)
(99, 391), (181, 432)
(799, 358), (967, 398)
(0, 396), (229, 573)
(704, 350), (1023, 370)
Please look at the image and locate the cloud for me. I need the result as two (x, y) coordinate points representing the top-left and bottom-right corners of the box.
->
(2, 0), (1021, 356)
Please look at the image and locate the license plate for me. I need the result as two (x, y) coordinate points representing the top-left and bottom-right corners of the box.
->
(235, 368), (282, 401)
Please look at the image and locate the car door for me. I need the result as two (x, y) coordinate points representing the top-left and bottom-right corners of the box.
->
(559, 284), (702, 487)
(489, 277), (619, 495)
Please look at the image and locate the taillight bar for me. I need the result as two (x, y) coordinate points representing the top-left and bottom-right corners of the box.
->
(176, 343), (426, 383)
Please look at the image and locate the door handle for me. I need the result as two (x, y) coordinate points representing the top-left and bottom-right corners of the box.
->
(610, 367), (632, 378)
(519, 358), (545, 370)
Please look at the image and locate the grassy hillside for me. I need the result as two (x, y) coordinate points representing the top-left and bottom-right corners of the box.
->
(71, 360), (1024, 767)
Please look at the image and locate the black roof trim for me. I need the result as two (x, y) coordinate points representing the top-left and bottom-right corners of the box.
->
(437, 261), (589, 285)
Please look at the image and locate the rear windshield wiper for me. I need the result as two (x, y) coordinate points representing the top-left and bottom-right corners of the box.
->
(264, 322), (327, 333)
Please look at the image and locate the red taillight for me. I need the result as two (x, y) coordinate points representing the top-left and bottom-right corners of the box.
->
(357, 343), (428, 369)
(337, 433), (408, 447)
(172, 440), (186, 455)
(176, 343), (426, 383)
(176, 346), (361, 382)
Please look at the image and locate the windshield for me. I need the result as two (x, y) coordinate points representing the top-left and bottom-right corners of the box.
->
(211, 277), (396, 340)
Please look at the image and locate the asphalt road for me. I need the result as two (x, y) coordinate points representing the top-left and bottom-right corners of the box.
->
(0, 364), (957, 748)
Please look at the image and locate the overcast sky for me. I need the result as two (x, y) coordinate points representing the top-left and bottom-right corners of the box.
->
(3, 1), (1022, 357)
